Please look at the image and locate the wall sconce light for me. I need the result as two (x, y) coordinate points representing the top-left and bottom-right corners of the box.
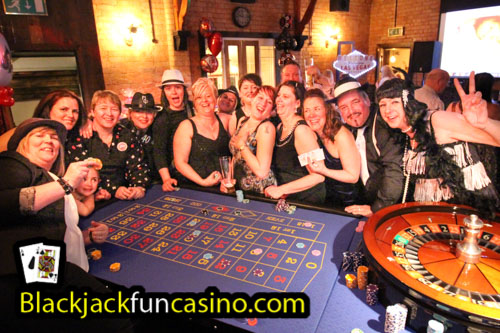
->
(125, 24), (139, 46)
(325, 34), (339, 48)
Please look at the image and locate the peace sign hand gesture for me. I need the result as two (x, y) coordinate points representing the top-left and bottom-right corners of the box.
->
(454, 71), (488, 129)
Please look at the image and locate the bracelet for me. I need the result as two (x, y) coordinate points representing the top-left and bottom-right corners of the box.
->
(89, 231), (94, 243)
(238, 145), (246, 153)
(57, 178), (74, 195)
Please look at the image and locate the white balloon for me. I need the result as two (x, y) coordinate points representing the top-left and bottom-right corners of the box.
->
(0, 33), (13, 86)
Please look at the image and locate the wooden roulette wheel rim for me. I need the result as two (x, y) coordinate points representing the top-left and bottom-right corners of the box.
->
(363, 202), (500, 325)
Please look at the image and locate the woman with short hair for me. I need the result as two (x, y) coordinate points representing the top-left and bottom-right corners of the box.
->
(173, 78), (231, 187)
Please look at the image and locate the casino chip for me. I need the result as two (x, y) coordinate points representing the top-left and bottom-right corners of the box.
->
(109, 263), (121, 272)
(253, 268), (264, 277)
(311, 250), (321, 256)
(221, 259), (232, 266)
(234, 210), (242, 216)
(86, 247), (98, 260)
(187, 220), (198, 226)
(247, 318), (258, 326)
(296, 242), (305, 249)
(250, 248), (263, 255)
(192, 230), (201, 236)
(242, 199), (250, 204)
(201, 209), (209, 216)
(173, 187), (180, 191)
(203, 253), (213, 260)
(90, 249), (102, 260)
(85, 157), (103, 170)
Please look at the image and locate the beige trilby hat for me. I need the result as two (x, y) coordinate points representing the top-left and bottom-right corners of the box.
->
(158, 69), (186, 88)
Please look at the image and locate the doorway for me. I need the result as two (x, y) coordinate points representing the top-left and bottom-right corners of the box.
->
(207, 37), (275, 89)
(376, 45), (411, 81)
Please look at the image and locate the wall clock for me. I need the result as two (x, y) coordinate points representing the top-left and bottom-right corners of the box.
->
(232, 7), (251, 28)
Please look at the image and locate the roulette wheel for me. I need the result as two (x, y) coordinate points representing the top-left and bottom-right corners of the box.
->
(363, 202), (500, 331)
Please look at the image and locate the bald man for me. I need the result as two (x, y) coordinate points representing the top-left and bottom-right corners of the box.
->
(415, 69), (450, 111)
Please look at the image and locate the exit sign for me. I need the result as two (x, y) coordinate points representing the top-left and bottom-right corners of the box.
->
(3, 0), (48, 15)
(388, 26), (404, 37)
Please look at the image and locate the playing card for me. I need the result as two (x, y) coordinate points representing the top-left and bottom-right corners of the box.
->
(34, 245), (61, 284)
(19, 243), (42, 284)
(298, 148), (326, 167)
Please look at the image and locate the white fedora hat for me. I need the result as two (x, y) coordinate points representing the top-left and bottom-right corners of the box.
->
(158, 69), (186, 87)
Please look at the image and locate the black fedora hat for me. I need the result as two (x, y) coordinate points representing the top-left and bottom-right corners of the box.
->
(8, 118), (67, 151)
(125, 92), (163, 112)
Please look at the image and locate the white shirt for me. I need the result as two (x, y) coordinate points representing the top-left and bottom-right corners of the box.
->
(48, 172), (89, 272)
(415, 85), (444, 111)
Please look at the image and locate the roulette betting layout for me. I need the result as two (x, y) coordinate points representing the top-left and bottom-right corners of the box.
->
(364, 202), (500, 331)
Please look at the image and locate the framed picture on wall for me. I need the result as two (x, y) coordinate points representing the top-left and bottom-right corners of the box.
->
(2, 0), (48, 16)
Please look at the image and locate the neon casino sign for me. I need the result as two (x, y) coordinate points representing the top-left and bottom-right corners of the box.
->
(333, 50), (377, 78)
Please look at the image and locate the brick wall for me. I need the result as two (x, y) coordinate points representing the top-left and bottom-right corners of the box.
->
(300, 0), (372, 82)
(92, 0), (442, 94)
(93, 0), (190, 103)
(368, 0), (441, 82)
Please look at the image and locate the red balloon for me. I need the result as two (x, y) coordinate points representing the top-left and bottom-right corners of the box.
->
(0, 86), (6, 97)
(6, 86), (13, 96)
(208, 32), (222, 57)
(201, 55), (218, 73)
(5, 97), (14, 106)
(199, 18), (214, 38)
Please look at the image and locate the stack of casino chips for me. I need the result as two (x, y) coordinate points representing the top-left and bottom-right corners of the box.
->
(275, 198), (296, 214)
(384, 303), (408, 333)
(236, 190), (244, 202)
(427, 319), (445, 333)
(365, 284), (378, 305)
(341, 251), (366, 271)
(357, 265), (369, 290)
(345, 274), (357, 289)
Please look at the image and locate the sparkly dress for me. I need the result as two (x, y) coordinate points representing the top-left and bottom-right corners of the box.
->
(229, 118), (277, 194)
(273, 120), (326, 204)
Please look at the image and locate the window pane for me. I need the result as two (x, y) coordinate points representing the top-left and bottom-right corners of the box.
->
(259, 46), (275, 86)
(228, 45), (239, 87)
(246, 45), (256, 73)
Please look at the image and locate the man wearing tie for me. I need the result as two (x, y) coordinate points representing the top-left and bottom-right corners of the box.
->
(334, 76), (404, 217)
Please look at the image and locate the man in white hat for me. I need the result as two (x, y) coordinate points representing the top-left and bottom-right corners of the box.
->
(152, 69), (194, 192)
(334, 76), (404, 218)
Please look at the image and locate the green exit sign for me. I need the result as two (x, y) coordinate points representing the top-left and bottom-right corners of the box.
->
(388, 26), (404, 37)
(3, 0), (48, 16)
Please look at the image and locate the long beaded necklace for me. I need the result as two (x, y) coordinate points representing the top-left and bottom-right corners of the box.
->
(401, 136), (411, 203)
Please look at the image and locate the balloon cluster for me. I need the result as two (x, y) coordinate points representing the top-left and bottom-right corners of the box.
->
(275, 14), (298, 66)
(199, 18), (221, 73)
(0, 86), (14, 107)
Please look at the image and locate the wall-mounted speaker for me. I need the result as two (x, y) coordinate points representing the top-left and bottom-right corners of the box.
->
(330, 0), (349, 12)
(410, 41), (442, 73)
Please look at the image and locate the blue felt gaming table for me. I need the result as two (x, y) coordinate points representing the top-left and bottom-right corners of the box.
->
(80, 186), (413, 332)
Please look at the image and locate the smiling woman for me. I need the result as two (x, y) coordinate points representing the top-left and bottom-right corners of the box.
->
(173, 78), (231, 187)
(0, 89), (87, 152)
